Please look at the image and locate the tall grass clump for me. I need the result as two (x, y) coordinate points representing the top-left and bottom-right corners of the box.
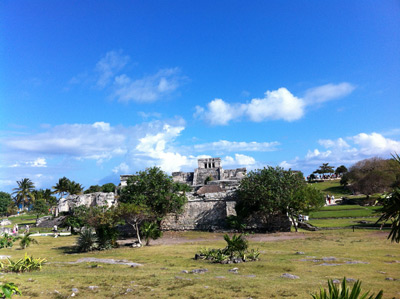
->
(311, 278), (383, 299)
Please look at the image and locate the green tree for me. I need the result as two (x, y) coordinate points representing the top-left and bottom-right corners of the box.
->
(140, 221), (162, 246)
(0, 192), (12, 216)
(101, 183), (116, 193)
(345, 157), (399, 199)
(30, 199), (49, 219)
(314, 163), (335, 176)
(288, 184), (325, 231)
(376, 153), (400, 243)
(335, 165), (348, 176)
(52, 177), (71, 201)
(67, 181), (84, 195)
(84, 185), (102, 194)
(115, 203), (152, 245)
(86, 206), (119, 250)
(63, 206), (89, 234)
(119, 167), (188, 222)
(12, 178), (35, 210)
(236, 167), (324, 232)
(19, 233), (39, 249)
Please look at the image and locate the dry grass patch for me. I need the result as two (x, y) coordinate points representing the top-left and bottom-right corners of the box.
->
(0, 230), (398, 298)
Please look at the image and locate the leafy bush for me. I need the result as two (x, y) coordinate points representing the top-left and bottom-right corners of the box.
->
(0, 234), (19, 249)
(4, 253), (46, 273)
(140, 221), (162, 246)
(223, 234), (248, 255)
(0, 282), (21, 298)
(19, 233), (38, 249)
(195, 234), (260, 263)
(311, 278), (383, 299)
(77, 228), (97, 252)
(225, 215), (247, 232)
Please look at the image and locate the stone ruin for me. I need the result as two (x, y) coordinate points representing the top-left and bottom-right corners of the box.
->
(171, 157), (246, 186)
(55, 192), (116, 216)
(54, 157), (291, 232)
(162, 157), (290, 232)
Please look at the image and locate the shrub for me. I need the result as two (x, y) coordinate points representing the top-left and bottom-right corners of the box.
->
(223, 234), (248, 255)
(77, 228), (97, 252)
(195, 234), (259, 264)
(5, 253), (46, 273)
(225, 215), (247, 232)
(0, 234), (19, 249)
(0, 282), (21, 298)
(19, 233), (38, 249)
(140, 221), (162, 246)
(311, 278), (383, 299)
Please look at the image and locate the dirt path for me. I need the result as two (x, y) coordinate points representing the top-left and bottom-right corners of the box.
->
(118, 231), (306, 246)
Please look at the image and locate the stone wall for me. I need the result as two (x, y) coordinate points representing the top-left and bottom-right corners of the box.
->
(57, 192), (116, 214)
(161, 199), (237, 230)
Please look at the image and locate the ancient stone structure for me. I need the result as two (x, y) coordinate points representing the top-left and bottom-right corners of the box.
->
(172, 157), (246, 186)
(162, 158), (291, 232)
(56, 192), (116, 216)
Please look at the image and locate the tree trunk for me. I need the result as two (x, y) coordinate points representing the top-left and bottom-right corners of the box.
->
(290, 214), (298, 232)
(133, 223), (142, 245)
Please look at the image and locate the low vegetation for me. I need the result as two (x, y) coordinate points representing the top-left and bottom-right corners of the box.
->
(0, 253), (46, 273)
(311, 278), (383, 299)
(195, 234), (260, 264)
(0, 282), (21, 298)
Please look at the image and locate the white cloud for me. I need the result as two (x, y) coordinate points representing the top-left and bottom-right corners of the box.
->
(194, 140), (279, 152)
(114, 68), (184, 103)
(304, 82), (356, 104)
(5, 122), (127, 162)
(283, 131), (400, 175)
(246, 88), (305, 122)
(195, 83), (355, 125)
(222, 154), (256, 167)
(352, 132), (400, 156)
(112, 162), (130, 174)
(96, 50), (130, 88)
(195, 99), (244, 125)
(30, 158), (47, 167)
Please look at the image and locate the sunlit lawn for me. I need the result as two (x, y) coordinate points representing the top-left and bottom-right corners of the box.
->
(0, 230), (398, 298)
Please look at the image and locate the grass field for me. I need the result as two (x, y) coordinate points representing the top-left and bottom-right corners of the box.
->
(0, 230), (398, 299)
(309, 206), (380, 219)
(308, 180), (351, 198)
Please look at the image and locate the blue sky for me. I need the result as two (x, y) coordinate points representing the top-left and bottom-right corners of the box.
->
(1, 1), (400, 192)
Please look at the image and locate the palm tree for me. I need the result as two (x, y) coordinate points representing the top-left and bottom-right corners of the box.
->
(19, 233), (39, 249)
(140, 222), (162, 246)
(52, 177), (70, 201)
(67, 181), (84, 195)
(376, 153), (400, 243)
(12, 178), (35, 211)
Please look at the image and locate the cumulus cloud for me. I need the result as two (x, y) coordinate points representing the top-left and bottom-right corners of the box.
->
(194, 99), (244, 125)
(282, 131), (400, 174)
(222, 154), (256, 167)
(195, 83), (355, 125)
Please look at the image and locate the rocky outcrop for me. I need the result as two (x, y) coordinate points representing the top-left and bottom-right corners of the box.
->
(56, 192), (116, 214)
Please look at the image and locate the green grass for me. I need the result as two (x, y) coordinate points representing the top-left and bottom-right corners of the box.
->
(308, 218), (383, 228)
(0, 230), (398, 298)
(309, 206), (381, 219)
(308, 180), (351, 198)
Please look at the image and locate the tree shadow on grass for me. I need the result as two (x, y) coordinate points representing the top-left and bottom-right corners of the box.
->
(52, 245), (80, 254)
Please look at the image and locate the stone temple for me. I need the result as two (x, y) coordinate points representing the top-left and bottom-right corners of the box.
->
(172, 157), (246, 186)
